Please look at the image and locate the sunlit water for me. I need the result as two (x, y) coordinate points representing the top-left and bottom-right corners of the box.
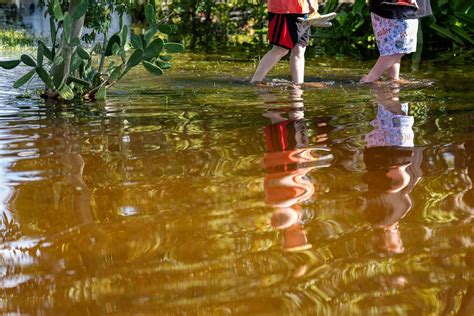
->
(0, 53), (473, 314)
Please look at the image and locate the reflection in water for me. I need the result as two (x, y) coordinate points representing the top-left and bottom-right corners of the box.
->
(260, 86), (333, 275)
(363, 83), (423, 255)
(0, 54), (473, 314)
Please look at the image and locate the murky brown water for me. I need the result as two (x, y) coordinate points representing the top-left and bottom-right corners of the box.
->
(1, 53), (473, 314)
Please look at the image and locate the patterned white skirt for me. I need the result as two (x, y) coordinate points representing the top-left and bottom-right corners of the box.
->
(371, 13), (419, 56)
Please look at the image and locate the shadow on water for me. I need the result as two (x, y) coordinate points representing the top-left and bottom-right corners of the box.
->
(0, 53), (473, 314)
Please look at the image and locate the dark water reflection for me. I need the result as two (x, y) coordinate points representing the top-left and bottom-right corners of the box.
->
(0, 54), (473, 314)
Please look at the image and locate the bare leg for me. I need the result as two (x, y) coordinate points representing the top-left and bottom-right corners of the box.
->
(387, 57), (402, 80)
(251, 45), (289, 83)
(360, 54), (404, 83)
(290, 44), (306, 84)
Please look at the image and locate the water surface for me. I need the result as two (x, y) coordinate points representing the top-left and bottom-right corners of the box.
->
(0, 53), (473, 314)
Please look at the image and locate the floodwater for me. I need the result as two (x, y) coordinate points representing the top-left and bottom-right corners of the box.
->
(0, 52), (473, 314)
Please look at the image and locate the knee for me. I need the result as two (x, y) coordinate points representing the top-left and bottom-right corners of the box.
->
(272, 46), (290, 58)
(290, 45), (306, 60)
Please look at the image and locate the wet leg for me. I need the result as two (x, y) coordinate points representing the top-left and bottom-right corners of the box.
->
(360, 54), (404, 83)
(251, 45), (289, 83)
(290, 44), (306, 84)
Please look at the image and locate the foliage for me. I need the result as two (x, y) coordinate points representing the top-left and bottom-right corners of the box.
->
(0, 0), (184, 101)
(424, 0), (474, 51)
(0, 28), (34, 49)
(151, 0), (266, 52)
(146, 0), (472, 57)
(312, 0), (376, 57)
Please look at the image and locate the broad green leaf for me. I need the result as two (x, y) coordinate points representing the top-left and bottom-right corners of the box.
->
(127, 49), (144, 67)
(429, 23), (464, 45)
(144, 26), (157, 45)
(53, 0), (64, 21)
(0, 60), (21, 69)
(96, 86), (106, 100)
(105, 34), (121, 56)
(120, 25), (129, 46)
(455, 12), (474, 26)
(160, 55), (172, 62)
(145, 4), (157, 25)
(142, 60), (163, 76)
(39, 40), (53, 61)
(451, 25), (474, 44)
(37, 43), (44, 66)
(164, 43), (185, 53)
(144, 38), (164, 60)
(21, 54), (37, 67)
(155, 60), (171, 69)
(49, 17), (57, 44)
(68, 76), (91, 87)
(108, 66), (123, 83)
(70, 54), (83, 72)
(13, 69), (36, 88)
(36, 66), (55, 89)
(72, 0), (89, 20)
(58, 83), (74, 101)
(77, 46), (90, 60)
(131, 34), (143, 50)
(63, 14), (72, 41)
(158, 24), (173, 35)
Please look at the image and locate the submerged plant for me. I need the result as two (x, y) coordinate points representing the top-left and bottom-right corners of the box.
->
(0, 0), (184, 101)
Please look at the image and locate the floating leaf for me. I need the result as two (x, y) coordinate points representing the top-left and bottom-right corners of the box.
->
(142, 60), (163, 76)
(127, 49), (144, 67)
(0, 60), (21, 69)
(21, 54), (37, 67)
(164, 43), (185, 53)
(72, 0), (89, 20)
(58, 83), (74, 101)
(13, 69), (36, 88)
(36, 66), (55, 89)
(77, 46), (90, 60)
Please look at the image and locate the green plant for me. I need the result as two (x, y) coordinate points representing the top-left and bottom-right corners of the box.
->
(426, 0), (474, 49)
(311, 0), (375, 57)
(0, 0), (184, 101)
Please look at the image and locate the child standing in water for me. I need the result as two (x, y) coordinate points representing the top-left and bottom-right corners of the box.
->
(361, 0), (431, 83)
(251, 0), (335, 85)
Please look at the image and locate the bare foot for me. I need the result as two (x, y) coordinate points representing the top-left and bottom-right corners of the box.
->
(250, 80), (267, 87)
(360, 75), (378, 84)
